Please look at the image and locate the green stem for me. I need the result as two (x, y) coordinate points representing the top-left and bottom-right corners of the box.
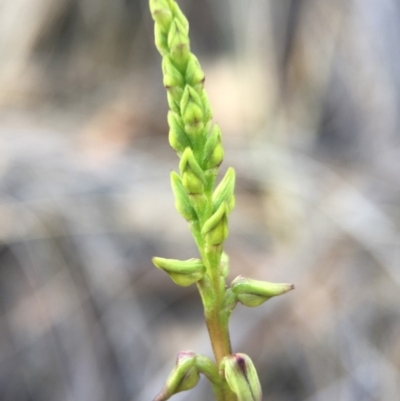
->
(204, 299), (231, 365)
(196, 251), (236, 401)
(204, 293), (236, 401)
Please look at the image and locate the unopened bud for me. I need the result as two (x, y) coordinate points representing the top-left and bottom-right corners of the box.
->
(185, 54), (205, 89)
(150, 0), (173, 34)
(170, 171), (197, 221)
(212, 167), (235, 213)
(167, 19), (190, 66)
(179, 148), (206, 194)
(170, 2), (189, 33)
(152, 257), (205, 287)
(173, 351), (200, 392)
(153, 351), (199, 401)
(180, 86), (205, 137)
(154, 24), (169, 56)
(231, 276), (294, 307)
(162, 56), (184, 101)
(201, 203), (229, 246)
(203, 125), (224, 169)
(220, 353), (262, 401)
(168, 112), (190, 155)
(200, 91), (213, 123)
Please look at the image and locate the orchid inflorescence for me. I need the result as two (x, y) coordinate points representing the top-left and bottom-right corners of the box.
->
(149, 1), (294, 400)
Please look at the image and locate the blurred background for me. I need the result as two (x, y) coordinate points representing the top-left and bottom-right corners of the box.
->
(0, 0), (400, 400)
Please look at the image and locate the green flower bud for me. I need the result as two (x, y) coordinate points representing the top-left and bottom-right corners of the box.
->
(152, 257), (205, 286)
(166, 87), (184, 106)
(180, 86), (205, 137)
(154, 24), (169, 56)
(203, 124), (224, 169)
(168, 111), (191, 154)
(170, 171), (197, 221)
(162, 56), (184, 101)
(173, 351), (200, 392)
(150, 0), (173, 34)
(201, 203), (229, 246)
(185, 54), (205, 89)
(212, 167), (235, 213)
(167, 18), (190, 66)
(231, 276), (294, 307)
(179, 148), (206, 194)
(222, 287), (237, 316)
(200, 90), (213, 123)
(220, 353), (262, 401)
(153, 351), (199, 401)
(170, 1), (189, 33)
(189, 193), (209, 220)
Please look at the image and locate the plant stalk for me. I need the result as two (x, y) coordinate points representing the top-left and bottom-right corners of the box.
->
(197, 244), (236, 401)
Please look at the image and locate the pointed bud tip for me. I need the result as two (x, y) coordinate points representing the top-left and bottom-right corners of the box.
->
(177, 350), (196, 360)
(232, 353), (246, 369)
(222, 353), (262, 401)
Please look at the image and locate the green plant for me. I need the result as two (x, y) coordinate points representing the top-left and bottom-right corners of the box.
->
(149, 1), (294, 400)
